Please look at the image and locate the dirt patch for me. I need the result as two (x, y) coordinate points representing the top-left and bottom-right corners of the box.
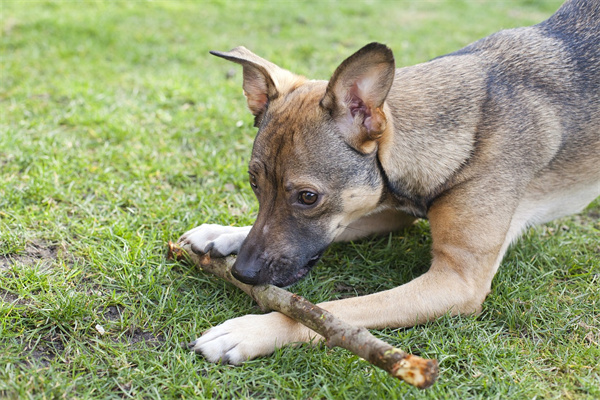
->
(569, 207), (600, 228)
(586, 208), (600, 220)
(579, 321), (600, 346)
(126, 328), (165, 347)
(22, 334), (66, 367)
(0, 288), (27, 305)
(97, 307), (165, 347)
(97, 324), (165, 348)
(0, 240), (58, 271)
(103, 305), (124, 322)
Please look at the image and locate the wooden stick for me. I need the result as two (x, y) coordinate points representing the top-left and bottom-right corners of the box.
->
(168, 241), (439, 389)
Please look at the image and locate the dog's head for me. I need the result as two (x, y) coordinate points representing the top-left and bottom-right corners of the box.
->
(211, 43), (396, 286)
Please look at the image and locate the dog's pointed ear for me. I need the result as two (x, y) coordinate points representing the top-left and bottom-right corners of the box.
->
(210, 47), (303, 121)
(320, 43), (395, 154)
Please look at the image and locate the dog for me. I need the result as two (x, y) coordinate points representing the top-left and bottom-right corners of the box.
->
(179, 0), (599, 365)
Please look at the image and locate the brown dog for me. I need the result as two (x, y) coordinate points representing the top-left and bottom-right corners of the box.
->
(180, 0), (599, 364)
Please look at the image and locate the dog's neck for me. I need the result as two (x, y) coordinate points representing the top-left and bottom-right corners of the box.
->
(378, 56), (485, 211)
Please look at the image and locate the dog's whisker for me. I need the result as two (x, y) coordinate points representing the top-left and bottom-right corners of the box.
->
(336, 224), (385, 234)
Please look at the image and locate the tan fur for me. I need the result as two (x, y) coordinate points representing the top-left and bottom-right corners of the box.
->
(190, 0), (600, 364)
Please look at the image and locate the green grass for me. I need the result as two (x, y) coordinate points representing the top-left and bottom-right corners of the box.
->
(1, 0), (598, 398)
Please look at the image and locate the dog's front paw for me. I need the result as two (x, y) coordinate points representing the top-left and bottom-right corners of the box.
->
(178, 224), (251, 257)
(188, 312), (309, 365)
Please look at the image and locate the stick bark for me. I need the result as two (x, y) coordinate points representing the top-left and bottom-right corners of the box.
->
(168, 241), (439, 389)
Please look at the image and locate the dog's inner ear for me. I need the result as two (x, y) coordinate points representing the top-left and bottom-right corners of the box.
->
(210, 47), (304, 122)
(321, 42), (396, 154)
(240, 65), (271, 118)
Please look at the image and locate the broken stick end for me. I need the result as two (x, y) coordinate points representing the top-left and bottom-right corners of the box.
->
(167, 241), (185, 260)
(168, 240), (211, 265)
(392, 353), (439, 389)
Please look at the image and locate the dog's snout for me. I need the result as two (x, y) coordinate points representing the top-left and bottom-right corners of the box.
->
(231, 250), (264, 285)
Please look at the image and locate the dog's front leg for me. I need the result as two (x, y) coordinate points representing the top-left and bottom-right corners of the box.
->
(319, 191), (516, 329)
(188, 263), (479, 365)
(189, 261), (495, 365)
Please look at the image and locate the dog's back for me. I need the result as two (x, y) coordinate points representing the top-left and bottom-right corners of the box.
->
(514, 0), (599, 224)
(438, 0), (600, 224)
(534, 0), (600, 189)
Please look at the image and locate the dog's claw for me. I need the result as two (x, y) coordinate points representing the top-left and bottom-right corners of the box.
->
(203, 241), (214, 254)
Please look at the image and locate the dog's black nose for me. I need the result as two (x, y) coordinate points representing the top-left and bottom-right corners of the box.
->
(231, 253), (263, 285)
(231, 264), (261, 285)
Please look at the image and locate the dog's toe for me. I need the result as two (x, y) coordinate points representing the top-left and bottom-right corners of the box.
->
(191, 324), (245, 364)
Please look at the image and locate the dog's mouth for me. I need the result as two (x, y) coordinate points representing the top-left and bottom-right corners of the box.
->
(275, 252), (323, 288)
(296, 253), (323, 279)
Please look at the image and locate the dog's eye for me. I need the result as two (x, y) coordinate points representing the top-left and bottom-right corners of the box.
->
(249, 173), (258, 189)
(299, 191), (318, 205)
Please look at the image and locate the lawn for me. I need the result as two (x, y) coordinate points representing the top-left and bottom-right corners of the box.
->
(1, 0), (599, 398)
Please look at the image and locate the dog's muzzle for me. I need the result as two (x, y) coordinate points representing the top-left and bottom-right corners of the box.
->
(231, 251), (324, 287)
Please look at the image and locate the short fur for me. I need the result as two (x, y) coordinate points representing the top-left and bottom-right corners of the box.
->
(180, 0), (599, 365)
